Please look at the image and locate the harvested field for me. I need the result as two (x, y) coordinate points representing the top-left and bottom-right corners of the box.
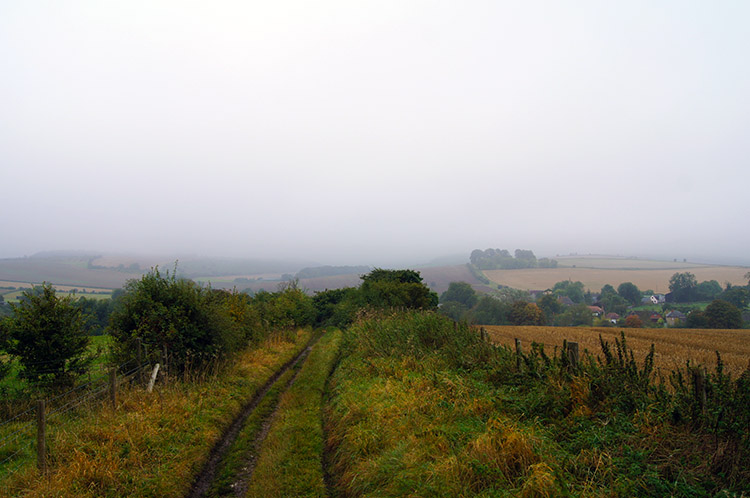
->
(483, 266), (748, 293)
(485, 325), (750, 379)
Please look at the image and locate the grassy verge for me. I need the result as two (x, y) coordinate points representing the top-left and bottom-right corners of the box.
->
(0, 329), (312, 497)
(245, 329), (342, 498)
(325, 311), (750, 497)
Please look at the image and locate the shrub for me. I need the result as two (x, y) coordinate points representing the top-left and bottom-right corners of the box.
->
(108, 267), (246, 373)
(6, 284), (92, 388)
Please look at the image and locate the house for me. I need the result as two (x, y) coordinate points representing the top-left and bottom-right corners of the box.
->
(666, 310), (687, 327)
(654, 294), (666, 303)
(588, 306), (604, 317)
(606, 312), (620, 324)
(558, 296), (575, 306)
(649, 313), (662, 323)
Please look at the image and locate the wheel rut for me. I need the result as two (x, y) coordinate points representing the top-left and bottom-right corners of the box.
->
(186, 334), (320, 498)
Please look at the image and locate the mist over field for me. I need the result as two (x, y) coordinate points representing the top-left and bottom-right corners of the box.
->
(2, 1), (749, 266)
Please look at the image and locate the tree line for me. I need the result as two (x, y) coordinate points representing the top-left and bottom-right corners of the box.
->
(469, 248), (558, 270)
(0, 267), (438, 393)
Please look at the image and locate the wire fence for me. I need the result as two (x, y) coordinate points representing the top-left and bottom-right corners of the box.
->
(0, 358), (156, 481)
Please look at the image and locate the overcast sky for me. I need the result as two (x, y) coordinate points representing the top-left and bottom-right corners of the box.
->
(2, 1), (749, 266)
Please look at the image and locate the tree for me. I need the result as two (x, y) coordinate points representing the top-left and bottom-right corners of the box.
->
(624, 315), (643, 328)
(537, 293), (562, 320)
(0, 317), (11, 382)
(552, 280), (585, 304)
(108, 267), (246, 374)
(695, 280), (723, 301)
(720, 287), (749, 309)
(359, 269), (438, 310)
(509, 301), (545, 326)
(704, 300), (743, 329)
(439, 301), (469, 321)
(466, 296), (510, 325)
(617, 282), (641, 305)
(7, 284), (91, 387)
(669, 272), (698, 302)
(554, 303), (592, 327)
(600, 284), (617, 298)
(440, 282), (478, 308)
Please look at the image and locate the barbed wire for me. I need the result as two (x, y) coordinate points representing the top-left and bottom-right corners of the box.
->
(47, 384), (110, 419)
(0, 447), (25, 468)
(0, 420), (35, 449)
(0, 406), (37, 430)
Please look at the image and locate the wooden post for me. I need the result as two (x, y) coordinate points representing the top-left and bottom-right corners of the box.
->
(136, 338), (143, 386)
(147, 363), (160, 393)
(109, 368), (117, 411)
(515, 338), (522, 370)
(36, 400), (46, 473)
(480, 327), (487, 342)
(693, 367), (706, 416)
(567, 342), (579, 369)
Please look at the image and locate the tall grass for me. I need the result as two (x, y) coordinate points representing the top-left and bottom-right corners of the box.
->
(0, 329), (312, 497)
(325, 311), (750, 497)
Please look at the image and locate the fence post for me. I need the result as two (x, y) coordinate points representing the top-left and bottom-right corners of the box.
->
(36, 399), (46, 474)
(515, 338), (522, 370)
(109, 368), (118, 411)
(693, 367), (706, 416)
(147, 363), (160, 393)
(567, 342), (579, 369)
(480, 327), (487, 342)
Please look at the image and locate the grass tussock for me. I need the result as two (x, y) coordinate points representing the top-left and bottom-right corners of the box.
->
(244, 328), (342, 498)
(0, 329), (312, 498)
(325, 310), (750, 497)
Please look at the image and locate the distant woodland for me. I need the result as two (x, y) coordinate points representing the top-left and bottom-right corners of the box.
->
(469, 248), (558, 270)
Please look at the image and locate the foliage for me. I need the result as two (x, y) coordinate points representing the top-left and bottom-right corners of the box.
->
(669, 272), (698, 302)
(6, 284), (92, 388)
(703, 299), (743, 329)
(720, 286), (750, 309)
(0, 317), (11, 382)
(440, 281), (478, 308)
(328, 311), (750, 496)
(554, 303), (593, 327)
(466, 295), (510, 325)
(617, 281), (641, 305)
(552, 280), (585, 304)
(695, 280), (723, 301)
(509, 301), (545, 325)
(469, 248), (556, 270)
(624, 315), (643, 328)
(359, 269), (438, 310)
(536, 293), (562, 320)
(108, 267), (251, 373)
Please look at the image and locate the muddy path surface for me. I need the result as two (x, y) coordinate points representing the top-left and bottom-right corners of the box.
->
(186, 334), (320, 498)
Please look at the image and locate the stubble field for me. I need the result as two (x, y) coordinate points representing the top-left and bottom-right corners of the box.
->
(485, 325), (750, 379)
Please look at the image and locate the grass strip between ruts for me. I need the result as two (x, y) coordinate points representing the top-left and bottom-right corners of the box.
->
(244, 329), (342, 498)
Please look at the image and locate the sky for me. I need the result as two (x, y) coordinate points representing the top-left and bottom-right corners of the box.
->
(2, 1), (749, 266)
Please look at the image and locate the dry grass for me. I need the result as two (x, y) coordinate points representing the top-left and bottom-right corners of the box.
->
(485, 325), (750, 378)
(483, 266), (748, 292)
(0, 330), (312, 498)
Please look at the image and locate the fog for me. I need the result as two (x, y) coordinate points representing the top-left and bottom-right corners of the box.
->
(2, 1), (749, 266)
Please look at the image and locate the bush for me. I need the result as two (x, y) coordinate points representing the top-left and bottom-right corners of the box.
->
(704, 299), (743, 329)
(108, 268), (247, 373)
(6, 284), (92, 388)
